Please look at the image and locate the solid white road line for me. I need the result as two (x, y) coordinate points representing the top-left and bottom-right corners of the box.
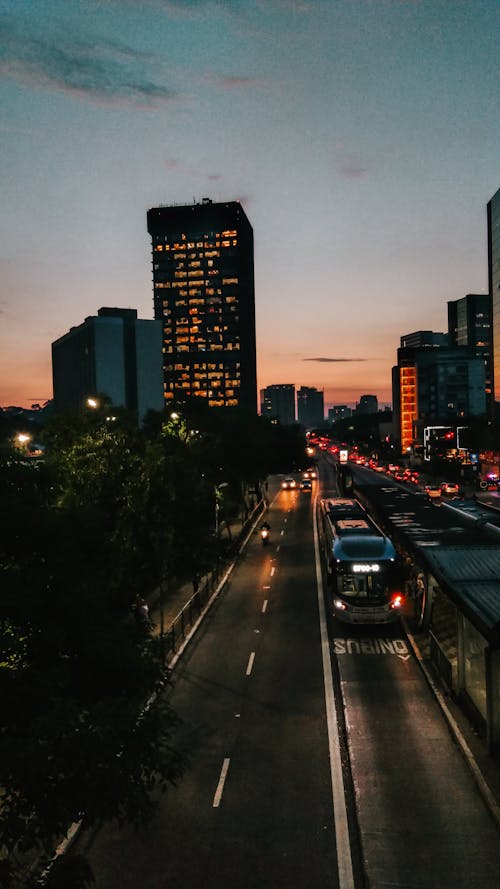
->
(246, 651), (256, 676)
(213, 758), (231, 808)
(313, 495), (355, 889)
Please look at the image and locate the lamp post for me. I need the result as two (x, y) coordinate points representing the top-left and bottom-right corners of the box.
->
(15, 432), (32, 454)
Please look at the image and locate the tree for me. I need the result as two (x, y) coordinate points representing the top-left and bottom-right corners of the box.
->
(0, 446), (186, 885)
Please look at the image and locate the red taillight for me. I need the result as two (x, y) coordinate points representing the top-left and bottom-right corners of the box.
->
(390, 593), (404, 609)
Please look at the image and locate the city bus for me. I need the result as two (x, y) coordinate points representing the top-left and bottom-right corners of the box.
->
(320, 497), (404, 624)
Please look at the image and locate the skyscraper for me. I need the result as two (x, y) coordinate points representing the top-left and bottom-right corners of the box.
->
(260, 384), (296, 425)
(297, 386), (324, 427)
(51, 308), (164, 421)
(393, 344), (486, 451)
(448, 293), (493, 418)
(487, 188), (500, 417)
(147, 199), (257, 413)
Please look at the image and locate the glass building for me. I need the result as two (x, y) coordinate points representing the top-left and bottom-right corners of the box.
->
(147, 199), (257, 413)
(393, 344), (486, 451)
(488, 188), (500, 416)
(448, 294), (493, 418)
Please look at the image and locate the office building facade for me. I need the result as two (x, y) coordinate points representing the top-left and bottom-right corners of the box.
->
(297, 386), (324, 427)
(400, 331), (449, 348)
(393, 344), (486, 450)
(328, 405), (352, 423)
(147, 199), (257, 413)
(52, 307), (164, 421)
(488, 188), (500, 416)
(448, 293), (493, 418)
(260, 384), (296, 425)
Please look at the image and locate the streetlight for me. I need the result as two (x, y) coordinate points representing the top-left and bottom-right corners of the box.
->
(86, 397), (99, 409)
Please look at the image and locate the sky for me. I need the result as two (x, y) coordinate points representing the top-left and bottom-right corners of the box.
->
(1, 0), (498, 411)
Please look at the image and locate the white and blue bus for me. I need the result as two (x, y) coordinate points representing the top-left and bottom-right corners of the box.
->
(320, 497), (404, 624)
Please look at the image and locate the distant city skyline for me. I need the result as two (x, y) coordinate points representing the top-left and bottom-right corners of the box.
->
(1, 2), (498, 409)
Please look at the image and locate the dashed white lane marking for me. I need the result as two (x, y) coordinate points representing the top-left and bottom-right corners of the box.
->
(213, 758), (230, 808)
(280, 529), (285, 536)
(270, 566), (276, 577)
(262, 599), (268, 613)
(276, 544), (281, 552)
(246, 651), (255, 676)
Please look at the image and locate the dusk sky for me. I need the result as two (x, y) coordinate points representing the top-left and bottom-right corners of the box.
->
(1, 0), (498, 410)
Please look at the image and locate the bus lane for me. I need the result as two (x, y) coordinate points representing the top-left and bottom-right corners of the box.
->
(334, 620), (500, 888)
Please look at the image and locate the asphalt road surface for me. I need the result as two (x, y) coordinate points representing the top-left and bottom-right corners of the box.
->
(75, 467), (500, 889)
(77, 482), (345, 888)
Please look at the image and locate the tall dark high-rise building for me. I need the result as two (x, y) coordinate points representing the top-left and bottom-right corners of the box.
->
(355, 394), (378, 415)
(147, 199), (257, 412)
(260, 384), (296, 425)
(51, 307), (164, 421)
(297, 386), (324, 427)
(487, 188), (500, 416)
(448, 293), (493, 418)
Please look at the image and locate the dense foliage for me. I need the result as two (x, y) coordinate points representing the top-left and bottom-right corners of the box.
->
(0, 403), (306, 886)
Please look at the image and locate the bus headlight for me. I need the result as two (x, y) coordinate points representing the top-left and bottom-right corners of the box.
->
(333, 599), (347, 611)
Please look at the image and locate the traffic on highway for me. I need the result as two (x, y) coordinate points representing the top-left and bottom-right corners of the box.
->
(74, 457), (500, 889)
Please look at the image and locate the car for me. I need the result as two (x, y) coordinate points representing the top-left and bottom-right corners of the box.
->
(300, 479), (312, 492)
(302, 467), (317, 480)
(387, 464), (401, 474)
(440, 481), (460, 496)
(425, 484), (442, 500)
(281, 477), (297, 490)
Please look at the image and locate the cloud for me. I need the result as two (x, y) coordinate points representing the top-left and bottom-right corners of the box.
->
(215, 74), (266, 90)
(163, 157), (223, 182)
(100, 1), (311, 12)
(303, 357), (371, 363)
(0, 19), (178, 106)
(339, 162), (368, 179)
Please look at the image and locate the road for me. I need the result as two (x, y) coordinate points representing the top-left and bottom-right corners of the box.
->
(75, 467), (500, 889)
(76, 480), (345, 888)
